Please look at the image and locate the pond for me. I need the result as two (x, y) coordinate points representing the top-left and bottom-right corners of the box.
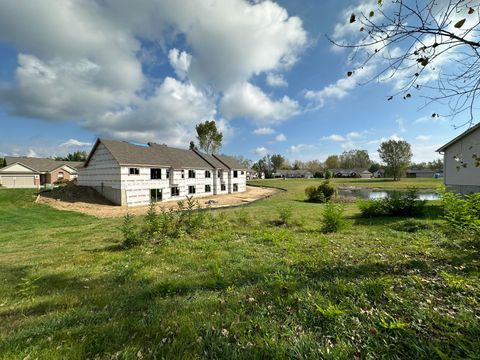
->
(338, 189), (440, 201)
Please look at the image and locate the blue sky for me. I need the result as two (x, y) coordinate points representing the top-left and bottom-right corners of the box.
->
(0, 0), (466, 163)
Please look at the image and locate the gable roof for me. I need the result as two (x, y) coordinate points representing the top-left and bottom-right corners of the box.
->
(193, 150), (228, 169)
(213, 154), (248, 170)
(4, 157), (83, 173)
(86, 139), (236, 170)
(437, 122), (480, 152)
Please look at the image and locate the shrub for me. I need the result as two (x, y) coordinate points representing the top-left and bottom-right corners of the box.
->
(391, 219), (433, 233)
(276, 206), (293, 225)
(143, 202), (161, 241)
(121, 213), (141, 248)
(54, 178), (71, 185)
(358, 199), (385, 217)
(305, 181), (338, 203)
(358, 188), (425, 217)
(439, 187), (480, 236)
(324, 170), (332, 179)
(321, 202), (346, 233)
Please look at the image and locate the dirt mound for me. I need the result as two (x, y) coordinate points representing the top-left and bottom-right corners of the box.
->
(39, 183), (112, 205)
(38, 185), (278, 218)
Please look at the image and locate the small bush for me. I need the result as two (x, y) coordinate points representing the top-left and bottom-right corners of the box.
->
(358, 188), (425, 217)
(305, 181), (338, 203)
(54, 178), (71, 185)
(321, 202), (346, 233)
(391, 219), (433, 233)
(121, 213), (141, 248)
(324, 170), (332, 179)
(276, 206), (293, 226)
(358, 199), (385, 217)
(143, 202), (161, 241)
(439, 187), (480, 236)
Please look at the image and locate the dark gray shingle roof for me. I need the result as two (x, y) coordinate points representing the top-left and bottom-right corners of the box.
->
(91, 139), (214, 169)
(4, 157), (83, 172)
(213, 155), (248, 170)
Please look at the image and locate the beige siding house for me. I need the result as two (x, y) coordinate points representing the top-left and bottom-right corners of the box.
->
(437, 123), (480, 194)
(0, 157), (83, 188)
(78, 139), (247, 206)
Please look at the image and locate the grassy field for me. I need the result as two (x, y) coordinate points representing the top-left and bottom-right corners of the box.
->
(0, 179), (479, 359)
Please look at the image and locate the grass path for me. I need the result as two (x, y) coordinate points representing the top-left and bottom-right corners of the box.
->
(0, 184), (478, 359)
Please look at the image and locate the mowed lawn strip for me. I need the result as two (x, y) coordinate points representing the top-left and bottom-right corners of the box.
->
(0, 180), (479, 359)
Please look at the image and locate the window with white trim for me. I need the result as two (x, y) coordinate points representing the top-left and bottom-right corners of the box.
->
(129, 167), (140, 175)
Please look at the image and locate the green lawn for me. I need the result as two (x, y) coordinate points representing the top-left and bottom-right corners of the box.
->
(0, 182), (478, 359)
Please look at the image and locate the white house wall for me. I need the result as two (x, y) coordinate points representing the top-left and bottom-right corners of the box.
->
(77, 143), (123, 204)
(444, 128), (480, 193)
(78, 142), (247, 206)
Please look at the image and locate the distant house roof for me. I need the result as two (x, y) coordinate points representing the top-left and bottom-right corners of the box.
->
(437, 122), (480, 152)
(85, 138), (246, 170)
(406, 168), (442, 174)
(4, 157), (83, 173)
(331, 168), (371, 174)
(274, 169), (313, 176)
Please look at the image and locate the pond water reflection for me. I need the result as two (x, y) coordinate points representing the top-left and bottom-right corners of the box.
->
(338, 189), (440, 201)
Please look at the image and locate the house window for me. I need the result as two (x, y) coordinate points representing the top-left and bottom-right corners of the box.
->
(241, 171), (244, 175)
(205, 170), (211, 178)
(150, 189), (162, 202)
(58, 171), (64, 179)
(171, 187), (180, 197)
(233, 170), (238, 178)
(166, 169), (170, 179)
(188, 185), (196, 194)
(233, 184), (238, 192)
(221, 184), (226, 191)
(151, 168), (162, 180)
(129, 167), (140, 175)
(188, 170), (195, 178)
(181, 170), (185, 179)
(218, 170), (221, 178)
(205, 184), (211, 193)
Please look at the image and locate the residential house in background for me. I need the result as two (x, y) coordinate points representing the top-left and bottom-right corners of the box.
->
(406, 168), (443, 178)
(273, 169), (313, 178)
(77, 139), (247, 206)
(0, 157), (83, 188)
(437, 122), (480, 194)
(331, 168), (372, 178)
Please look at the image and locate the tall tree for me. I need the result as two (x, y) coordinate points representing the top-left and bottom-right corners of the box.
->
(189, 141), (197, 151)
(292, 160), (305, 170)
(252, 155), (273, 178)
(195, 120), (223, 154)
(233, 155), (252, 169)
(325, 155), (340, 169)
(270, 154), (286, 172)
(306, 160), (323, 173)
(378, 140), (413, 181)
(331, 0), (480, 127)
(339, 149), (371, 168)
(55, 151), (87, 161)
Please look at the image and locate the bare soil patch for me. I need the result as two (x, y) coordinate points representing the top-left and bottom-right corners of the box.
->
(38, 184), (278, 218)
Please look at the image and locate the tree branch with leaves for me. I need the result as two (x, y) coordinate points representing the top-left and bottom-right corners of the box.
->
(330, 0), (480, 128)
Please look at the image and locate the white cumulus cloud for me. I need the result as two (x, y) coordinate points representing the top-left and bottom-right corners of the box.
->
(220, 82), (300, 123)
(253, 127), (275, 135)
